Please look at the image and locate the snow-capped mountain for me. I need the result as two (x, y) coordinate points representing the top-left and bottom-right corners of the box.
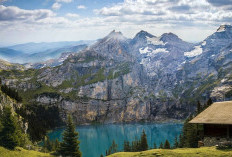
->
(177, 24), (232, 101)
(90, 30), (132, 61)
(130, 30), (155, 49)
(1, 25), (232, 124)
(130, 30), (193, 77)
(185, 25), (232, 58)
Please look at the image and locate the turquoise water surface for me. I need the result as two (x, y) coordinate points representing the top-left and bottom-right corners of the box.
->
(48, 123), (183, 157)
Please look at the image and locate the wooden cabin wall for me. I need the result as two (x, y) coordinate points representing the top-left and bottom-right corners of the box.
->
(204, 124), (232, 138)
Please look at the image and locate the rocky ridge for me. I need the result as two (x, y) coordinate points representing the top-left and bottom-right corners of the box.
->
(0, 25), (232, 124)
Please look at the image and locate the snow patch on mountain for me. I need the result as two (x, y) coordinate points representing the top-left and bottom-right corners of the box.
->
(139, 47), (151, 54)
(147, 37), (165, 45)
(184, 45), (203, 57)
(151, 48), (168, 54)
(139, 47), (168, 55)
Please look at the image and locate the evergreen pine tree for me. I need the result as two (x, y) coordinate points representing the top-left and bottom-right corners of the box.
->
(47, 138), (53, 152)
(0, 118), (2, 133)
(54, 138), (60, 151)
(185, 123), (198, 148)
(43, 136), (53, 152)
(140, 130), (148, 151)
(42, 136), (48, 153)
(106, 140), (118, 155)
(131, 141), (136, 152)
(159, 142), (163, 149)
(174, 136), (179, 148)
(153, 143), (157, 149)
(164, 139), (170, 149)
(181, 116), (199, 148)
(131, 137), (140, 152)
(178, 134), (184, 148)
(178, 98), (211, 148)
(110, 140), (118, 154)
(0, 106), (18, 150)
(58, 115), (81, 157)
(131, 140), (136, 152)
(123, 140), (131, 152)
(135, 139), (141, 151)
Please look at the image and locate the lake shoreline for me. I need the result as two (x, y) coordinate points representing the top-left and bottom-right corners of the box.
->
(50, 119), (184, 131)
(48, 123), (183, 157)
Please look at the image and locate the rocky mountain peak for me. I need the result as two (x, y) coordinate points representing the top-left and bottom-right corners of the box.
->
(130, 30), (155, 47)
(89, 30), (130, 61)
(204, 24), (232, 43)
(0, 58), (24, 70)
(2, 24), (232, 125)
(160, 32), (181, 43)
(105, 30), (126, 41)
(216, 24), (232, 33)
(134, 30), (155, 39)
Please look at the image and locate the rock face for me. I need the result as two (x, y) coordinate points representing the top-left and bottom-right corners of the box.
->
(0, 90), (18, 111)
(1, 25), (232, 124)
(0, 59), (24, 71)
(0, 88), (30, 135)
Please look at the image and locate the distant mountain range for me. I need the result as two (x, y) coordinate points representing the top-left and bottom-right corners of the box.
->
(0, 25), (232, 124)
(0, 40), (94, 64)
(8, 41), (93, 54)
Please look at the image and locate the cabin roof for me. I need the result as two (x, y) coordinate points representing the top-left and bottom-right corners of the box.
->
(189, 101), (232, 125)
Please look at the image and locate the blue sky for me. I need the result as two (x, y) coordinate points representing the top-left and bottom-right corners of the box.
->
(3, 0), (123, 17)
(0, 0), (232, 46)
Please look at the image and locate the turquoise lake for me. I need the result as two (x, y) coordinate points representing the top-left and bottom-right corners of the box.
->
(48, 123), (183, 157)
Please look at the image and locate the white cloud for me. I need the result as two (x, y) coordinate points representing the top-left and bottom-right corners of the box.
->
(66, 13), (79, 18)
(56, 0), (72, 3)
(207, 0), (232, 9)
(1, 0), (232, 45)
(0, 5), (55, 21)
(77, 5), (86, 9)
(52, 2), (61, 10)
(95, 0), (232, 27)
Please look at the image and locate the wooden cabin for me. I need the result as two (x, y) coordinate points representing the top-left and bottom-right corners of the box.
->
(189, 101), (232, 146)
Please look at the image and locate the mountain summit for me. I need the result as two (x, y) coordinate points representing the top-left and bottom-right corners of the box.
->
(185, 24), (232, 58)
(1, 25), (232, 125)
(216, 24), (232, 33)
(212, 24), (232, 39)
(131, 30), (156, 47)
(104, 30), (126, 41)
(160, 33), (182, 43)
(134, 30), (155, 40)
(89, 30), (130, 61)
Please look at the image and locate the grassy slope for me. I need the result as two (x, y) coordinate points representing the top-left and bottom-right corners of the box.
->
(0, 147), (53, 157)
(108, 147), (232, 157)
